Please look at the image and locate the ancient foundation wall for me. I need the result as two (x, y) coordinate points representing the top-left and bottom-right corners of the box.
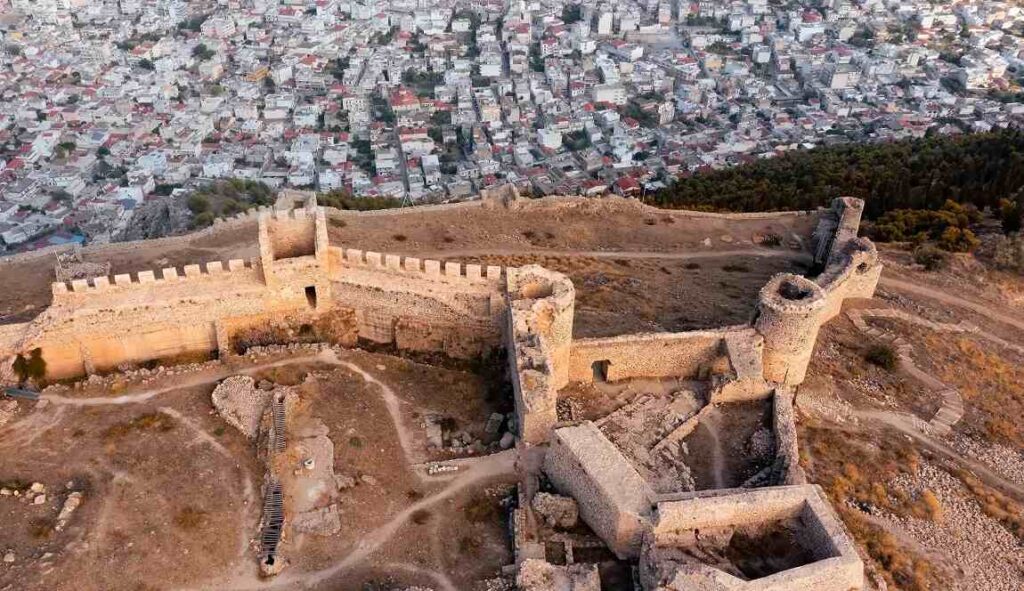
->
(544, 422), (654, 560)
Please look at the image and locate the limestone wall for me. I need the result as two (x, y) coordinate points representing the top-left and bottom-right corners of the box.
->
(648, 486), (864, 591)
(544, 422), (654, 560)
(0, 205), (518, 380)
(567, 327), (755, 384)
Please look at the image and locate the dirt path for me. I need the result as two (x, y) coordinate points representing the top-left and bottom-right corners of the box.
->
(410, 246), (809, 262)
(879, 276), (1024, 335)
(43, 354), (325, 407)
(158, 406), (259, 571)
(847, 309), (965, 436)
(213, 449), (517, 591)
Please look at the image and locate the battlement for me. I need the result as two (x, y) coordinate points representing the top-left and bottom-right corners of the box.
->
(337, 247), (505, 284)
(51, 258), (258, 298)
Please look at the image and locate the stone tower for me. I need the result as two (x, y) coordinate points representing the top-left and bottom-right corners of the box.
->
(754, 274), (827, 386)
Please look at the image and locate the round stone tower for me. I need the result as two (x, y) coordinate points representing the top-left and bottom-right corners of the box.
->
(754, 274), (827, 386)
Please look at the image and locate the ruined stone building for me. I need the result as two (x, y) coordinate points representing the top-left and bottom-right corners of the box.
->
(0, 191), (881, 590)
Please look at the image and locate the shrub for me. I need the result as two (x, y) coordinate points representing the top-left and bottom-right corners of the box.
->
(991, 234), (1024, 272)
(912, 244), (949, 271)
(866, 344), (898, 370)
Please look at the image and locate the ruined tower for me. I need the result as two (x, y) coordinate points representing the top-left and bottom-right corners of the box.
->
(754, 273), (827, 386)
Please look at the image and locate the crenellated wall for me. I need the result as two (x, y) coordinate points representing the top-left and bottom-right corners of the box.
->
(0, 204), (516, 379)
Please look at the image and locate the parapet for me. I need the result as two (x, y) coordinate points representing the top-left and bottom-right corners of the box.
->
(50, 258), (258, 301)
(337, 247), (505, 285)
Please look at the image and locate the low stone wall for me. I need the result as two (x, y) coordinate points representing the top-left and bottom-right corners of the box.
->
(544, 422), (654, 560)
(647, 485), (864, 591)
(567, 327), (754, 384)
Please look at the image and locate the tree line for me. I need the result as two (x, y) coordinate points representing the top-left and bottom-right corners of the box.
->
(649, 129), (1024, 221)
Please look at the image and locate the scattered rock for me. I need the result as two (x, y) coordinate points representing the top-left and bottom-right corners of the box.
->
(335, 475), (356, 490)
(55, 492), (84, 532)
(2, 551), (13, 563)
(499, 432), (515, 449)
(29, 483), (45, 494)
(531, 492), (578, 529)
(33, 494), (46, 505)
(0, 399), (18, 427)
(517, 559), (600, 591)
(360, 474), (378, 486)
(293, 504), (341, 536)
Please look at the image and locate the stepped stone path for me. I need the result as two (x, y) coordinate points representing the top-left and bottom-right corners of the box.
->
(847, 308), (966, 437)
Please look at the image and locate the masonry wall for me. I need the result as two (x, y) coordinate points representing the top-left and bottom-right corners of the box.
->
(567, 327), (753, 384)
(0, 207), (516, 380)
(544, 422), (654, 560)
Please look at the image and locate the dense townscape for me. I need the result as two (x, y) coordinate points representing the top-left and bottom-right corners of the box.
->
(0, 0), (1022, 250)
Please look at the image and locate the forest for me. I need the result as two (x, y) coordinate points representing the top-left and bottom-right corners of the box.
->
(649, 129), (1024, 220)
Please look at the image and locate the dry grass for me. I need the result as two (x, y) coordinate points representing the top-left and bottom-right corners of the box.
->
(102, 412), (175, 440)
(173, 506), (208, 530)
(800, 425), (943, 591)
(955, 469), (1024, 541)
(925, 335), (1024, 446)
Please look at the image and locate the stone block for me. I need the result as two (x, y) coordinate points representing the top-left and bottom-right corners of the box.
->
(444, 262), (462, 277)
(465, 264), (483, 280)
(403, 257), (421, 272)
(92, 276), (110, 290)
(183, 264), (202, 278)
(423, 260), (441, 276)
(206, 261), (224, 274)
(486, 265), (503, 280)
(136, 271), (156, 284)
(113, 274), (132, 286)
(71, 279), (89, 292)
(385, 255), (401, 270)
(161, 268), (179, 281)
(345, 248), (364, 264)
(227, 259), (246, 271)
(365, 252), (383, 268)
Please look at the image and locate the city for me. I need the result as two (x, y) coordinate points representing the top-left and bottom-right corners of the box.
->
(0, 0), (1021, 249)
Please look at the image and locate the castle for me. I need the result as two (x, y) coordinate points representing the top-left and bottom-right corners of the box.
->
(0, 191), (882, 589)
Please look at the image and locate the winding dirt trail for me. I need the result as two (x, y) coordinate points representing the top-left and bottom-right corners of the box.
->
(213, 449), (517, 591)
(879, 276), (1024, 335)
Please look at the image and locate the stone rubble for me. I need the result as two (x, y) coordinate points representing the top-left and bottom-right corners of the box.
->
(531, 492), (579, 529)
(883, 463), (1024, 591)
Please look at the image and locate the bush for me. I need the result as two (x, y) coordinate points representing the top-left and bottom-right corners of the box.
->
(866, 344), (898, 370)
(991, 234), (1024, 272)
(912, 244), (949, 271)
(13, 348), (46, 384)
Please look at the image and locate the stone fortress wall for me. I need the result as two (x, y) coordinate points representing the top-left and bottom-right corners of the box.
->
(510, 195), (880, 590)
(0, 189), (880, 590)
